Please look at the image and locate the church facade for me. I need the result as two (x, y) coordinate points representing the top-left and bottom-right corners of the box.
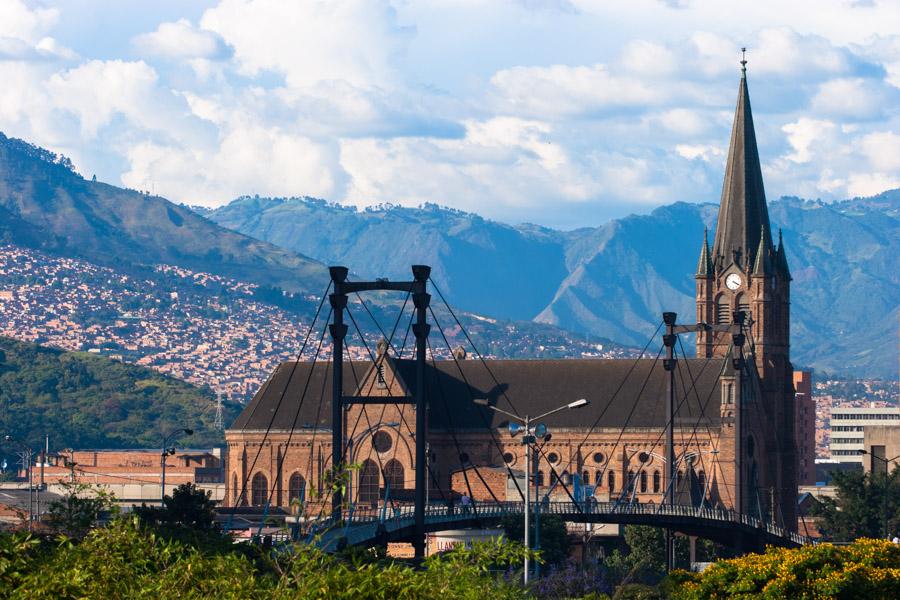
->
(224, 65), (797, 531)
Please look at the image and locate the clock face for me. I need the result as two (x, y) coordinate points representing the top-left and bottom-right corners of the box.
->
(725, 273), (742, 290)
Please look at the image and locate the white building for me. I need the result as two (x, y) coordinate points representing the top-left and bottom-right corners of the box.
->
(830, 406), (900, 464)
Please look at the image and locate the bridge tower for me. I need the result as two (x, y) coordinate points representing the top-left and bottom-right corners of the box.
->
(695, 54), (796, 530)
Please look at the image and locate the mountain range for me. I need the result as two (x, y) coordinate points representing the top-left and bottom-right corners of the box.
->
(0, 133), (327, 293)
(207, 194), (900, 378)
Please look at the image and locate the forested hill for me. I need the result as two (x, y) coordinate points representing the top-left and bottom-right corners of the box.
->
(0, 337), (235, 459)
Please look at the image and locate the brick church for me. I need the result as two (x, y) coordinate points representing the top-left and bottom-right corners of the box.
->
(225, 63), (797, 531)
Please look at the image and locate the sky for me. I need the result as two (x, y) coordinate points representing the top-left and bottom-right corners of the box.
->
(1, 0), (899, 229)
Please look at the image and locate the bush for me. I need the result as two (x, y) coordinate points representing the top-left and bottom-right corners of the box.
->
(671, 538), (900, 599)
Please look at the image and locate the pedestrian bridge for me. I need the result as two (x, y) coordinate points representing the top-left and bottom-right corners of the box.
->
(303, 501), (810, 553)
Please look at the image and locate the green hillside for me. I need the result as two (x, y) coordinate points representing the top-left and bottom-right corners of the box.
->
(0, 337), (235, 459)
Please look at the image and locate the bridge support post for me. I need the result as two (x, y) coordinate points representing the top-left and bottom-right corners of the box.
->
(663, 311), (677, 572)
(412, 265), (431, 559)
(329, 267), (349, 523)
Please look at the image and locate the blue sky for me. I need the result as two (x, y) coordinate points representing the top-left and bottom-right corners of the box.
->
(1, 0), (899, 228)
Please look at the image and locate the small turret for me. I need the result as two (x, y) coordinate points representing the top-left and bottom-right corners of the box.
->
(752, 225), (773, 276)
(696, 228), (714, 278)
(775, 229), (791, 280)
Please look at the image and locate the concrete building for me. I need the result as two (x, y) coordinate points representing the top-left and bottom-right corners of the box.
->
(794, 371), (816, 485)
(862, 425), (900, 474)
(225, 63), (799, 531)
(829, 407), (900, 464)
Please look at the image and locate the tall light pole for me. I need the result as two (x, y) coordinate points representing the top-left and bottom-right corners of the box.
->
(4, 436), (33, 531)
(859, 449), (900, 539)
(473, 397), (589, 585)
(160, 428), (193, 502)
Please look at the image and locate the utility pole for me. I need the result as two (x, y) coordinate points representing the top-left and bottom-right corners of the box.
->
(329, 266), (349, 523)
(662, 312), (678, 572)
(412, 264), (431, 560)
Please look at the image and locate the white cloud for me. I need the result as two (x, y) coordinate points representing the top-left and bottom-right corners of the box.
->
(858, 131), (900, 171)
(490, 63), (660, 119)
(846, 172), (900, 197)
(0, 0), (58, 43)
(676, 143), (724, 162)
(200, 0), (411, 88)
(132, 19), (231, 60)
(811, 78), (894, 120)
(781, 118), (835, 163)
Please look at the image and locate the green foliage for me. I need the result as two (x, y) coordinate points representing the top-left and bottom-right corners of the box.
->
(811, 466), (900, 541)
(0, 519), (535, 599)
(501, 513), (570, 567)
(0, 337), (228, 460)
(612, 583), (665, 600)
(670, 538), (900, 599)
(45, 482), (118, 539)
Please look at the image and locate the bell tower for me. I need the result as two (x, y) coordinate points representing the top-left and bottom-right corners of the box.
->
(695, 52), (796, 530)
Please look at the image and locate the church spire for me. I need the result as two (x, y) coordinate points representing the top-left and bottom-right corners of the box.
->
(752, 225), (773, 276)
(711, 52), (773, 273)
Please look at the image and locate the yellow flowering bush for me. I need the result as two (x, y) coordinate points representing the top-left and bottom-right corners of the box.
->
(670, 538), (900, 599)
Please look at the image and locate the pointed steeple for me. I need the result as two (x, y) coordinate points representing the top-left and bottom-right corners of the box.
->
(711, 53), (773, 273)
(752, 225), (773, 276)
(775, 228), (792, 280)
(696, 227), (713, 278)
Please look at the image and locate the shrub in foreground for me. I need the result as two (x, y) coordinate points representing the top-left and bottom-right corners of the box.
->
(0, 519), (534, 599)
(670, 538), (900, 599)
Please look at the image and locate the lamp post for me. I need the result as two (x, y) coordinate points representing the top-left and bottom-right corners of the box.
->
(858, 449), (900, 539)
(473, 397), (589, 585)
(160, 428), (193, 502)
(3, 436), (33, 531)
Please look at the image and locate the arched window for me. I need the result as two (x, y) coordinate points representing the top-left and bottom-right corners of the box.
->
(358, 459), (379, 505)
(550, 470), (559, 487)
(608, 471), (616, 493)
(232, 473), (239, 505)
(288, 472), (305, 504)
(537, 470), (545, 486)
(251, 472), (268, 507)
(384, 459), (405, 491)
(639, 470), (648, 493)
(716, 295), (730, 324)
(582, 471), (590, 486)
(627, 470), (635, 492)
(698, 470), (707, 493)
(595, 471), (603, 486)
(653, 470), (661, 493)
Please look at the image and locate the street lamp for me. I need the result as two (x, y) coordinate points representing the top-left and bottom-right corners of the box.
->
(473, 397), (589, 585)
(160, 428), (193, 502)
(858, 449), (900, 539)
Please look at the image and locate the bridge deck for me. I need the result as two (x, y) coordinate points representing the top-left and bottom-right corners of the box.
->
(300, 501), (810, 552)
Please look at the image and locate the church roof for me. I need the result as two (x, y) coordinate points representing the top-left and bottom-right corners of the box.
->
(228, 357), (726, 433)
(711, 65), (773, 273)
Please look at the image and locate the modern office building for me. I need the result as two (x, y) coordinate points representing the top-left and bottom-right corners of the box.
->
(829, 406), (900, 464)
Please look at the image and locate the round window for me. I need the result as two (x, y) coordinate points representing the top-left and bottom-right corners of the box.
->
(503, 452), (514, 464)
(372, 431), (392, 453)
(638, 452), (650, 463)
(547, 452), (560, 464)
(593, 452), (605, 464)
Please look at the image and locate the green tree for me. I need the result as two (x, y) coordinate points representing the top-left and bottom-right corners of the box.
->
(134, 482), (217, 533)
(811, 466), (900, 541)
(501, 513), (570, 567)
(45, 482), (118, 539)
